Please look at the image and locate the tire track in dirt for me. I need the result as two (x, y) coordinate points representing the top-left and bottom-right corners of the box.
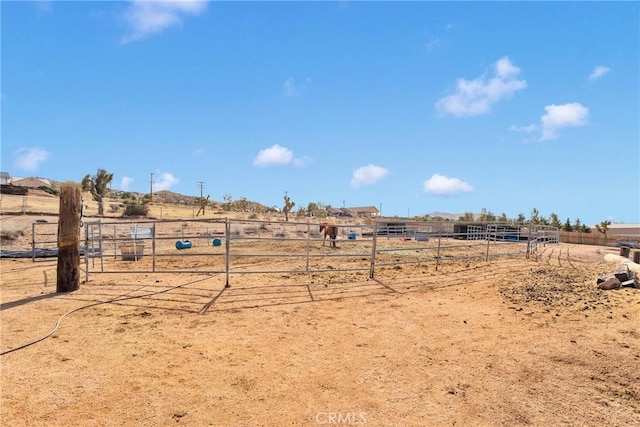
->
(564, 245), (577, 270)
(376, 259), (538, 295)
(536, 246), (555, 265)
(536, 244), (581, 270)
(556, 246), (563, 268)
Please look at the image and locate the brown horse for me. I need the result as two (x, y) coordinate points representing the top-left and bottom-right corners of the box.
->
(319, 224), (338, 247)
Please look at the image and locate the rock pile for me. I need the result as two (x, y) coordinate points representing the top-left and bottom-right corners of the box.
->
(597, 260), (639, 290)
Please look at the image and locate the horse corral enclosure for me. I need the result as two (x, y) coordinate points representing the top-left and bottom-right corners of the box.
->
(28, 218), (559, 284)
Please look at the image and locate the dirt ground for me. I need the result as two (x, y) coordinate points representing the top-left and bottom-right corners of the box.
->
(1, 214), (639, 426)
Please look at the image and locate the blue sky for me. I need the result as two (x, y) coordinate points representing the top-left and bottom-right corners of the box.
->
(2, 1), (639, 225)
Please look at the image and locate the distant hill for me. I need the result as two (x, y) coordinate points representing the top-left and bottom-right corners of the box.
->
(107, 189), (216, 205)
(149, 190), (202, 205)
(425, 212), (465, 221)
(8, 176), (468, 219)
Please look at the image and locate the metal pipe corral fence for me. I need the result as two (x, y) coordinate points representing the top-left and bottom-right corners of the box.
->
(23, 218), (560, 284)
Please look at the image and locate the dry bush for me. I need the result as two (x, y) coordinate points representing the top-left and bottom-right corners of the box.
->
(0, 221), (25, 242)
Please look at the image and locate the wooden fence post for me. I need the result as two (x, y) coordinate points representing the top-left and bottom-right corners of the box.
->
(57, 186), (82, 292)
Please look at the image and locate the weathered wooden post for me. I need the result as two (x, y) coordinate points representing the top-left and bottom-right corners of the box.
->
(619, 246), (631, 259)
(57, 185), (82, 293)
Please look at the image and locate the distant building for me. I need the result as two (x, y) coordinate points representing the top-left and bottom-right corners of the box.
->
(348, 206), (380, 218)
(0, 172), (10, 185)
(11, 177), (52, 188)
(589, 223), (640, 237)
(326, 206), (380, 218)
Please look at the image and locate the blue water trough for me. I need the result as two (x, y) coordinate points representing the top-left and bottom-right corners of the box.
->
(175, 240), (192, 250)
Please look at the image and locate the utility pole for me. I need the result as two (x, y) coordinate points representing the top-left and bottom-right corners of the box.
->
(149, 173), (154, 201)
(197, 181), (205, 198)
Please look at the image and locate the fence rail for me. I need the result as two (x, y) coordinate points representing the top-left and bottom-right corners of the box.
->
(24, 219), (558, 285)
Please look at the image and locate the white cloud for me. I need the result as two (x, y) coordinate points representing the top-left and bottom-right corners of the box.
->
(423, 173), (473, 196)
(425, 38), (442, 51)
(436, 56), (527, 117)
(253, 144), (294, 166)
(121, 0), (208, 44)
(283, 77), (297, 97)
(120, 176), (134, 191)
(588, 66), (611, 81)
(253, 144), (311, 167)
(509, 124), (537, 133)
(292, 155), (313, 168)
(350, 164), (389, 189)
(153, 172), (179, 191)
(13, 147), (51, 172)
(282, 77), (311, 97)
(34, 0), (53, 15)
(540, 103), (589, 141)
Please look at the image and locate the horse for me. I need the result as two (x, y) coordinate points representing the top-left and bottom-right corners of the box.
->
(319, 223), (338, 248)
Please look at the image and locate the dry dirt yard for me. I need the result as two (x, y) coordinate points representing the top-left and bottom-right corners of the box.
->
(1, 214), (639, 426)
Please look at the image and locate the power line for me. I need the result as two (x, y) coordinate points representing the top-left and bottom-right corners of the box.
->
(149, 173), (154, 201)
(197, 181), (205, 198)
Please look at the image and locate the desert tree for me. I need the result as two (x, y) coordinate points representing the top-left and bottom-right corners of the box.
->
(254, 204), (263, 214)
(459, 212), (475, 221)
(307, 202), (318, 217)
(283, 192), (295, 222)
(499, 212), (508, 222)
(548, 212), (562, 229)
(573, 218), (583, 232)
(82, 169), (113, 216)
(529, 207), (541, 225)
(236, 197), (249, 212)
(478, 208), (496, 222)
(315, 202), (328, 218)
(195, 195), (210, 216)
(296, 206), (307, 218)
(306, 201), (328, 218)
(595, 220), (611, 239)
(516, 213), (526, 223)
(222, 194), (233, 212)
(562, 218), (573, 232)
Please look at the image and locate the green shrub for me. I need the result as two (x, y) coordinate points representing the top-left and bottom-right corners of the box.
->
(123, 203), (149, 217)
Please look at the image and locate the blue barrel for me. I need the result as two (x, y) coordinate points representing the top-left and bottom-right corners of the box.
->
(175, 240), (192, 250)
(348, 232), (357, 240)
(212, 238), (222, 247)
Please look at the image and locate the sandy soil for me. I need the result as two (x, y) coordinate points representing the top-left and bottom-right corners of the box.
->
(1, 215), (639, 426)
